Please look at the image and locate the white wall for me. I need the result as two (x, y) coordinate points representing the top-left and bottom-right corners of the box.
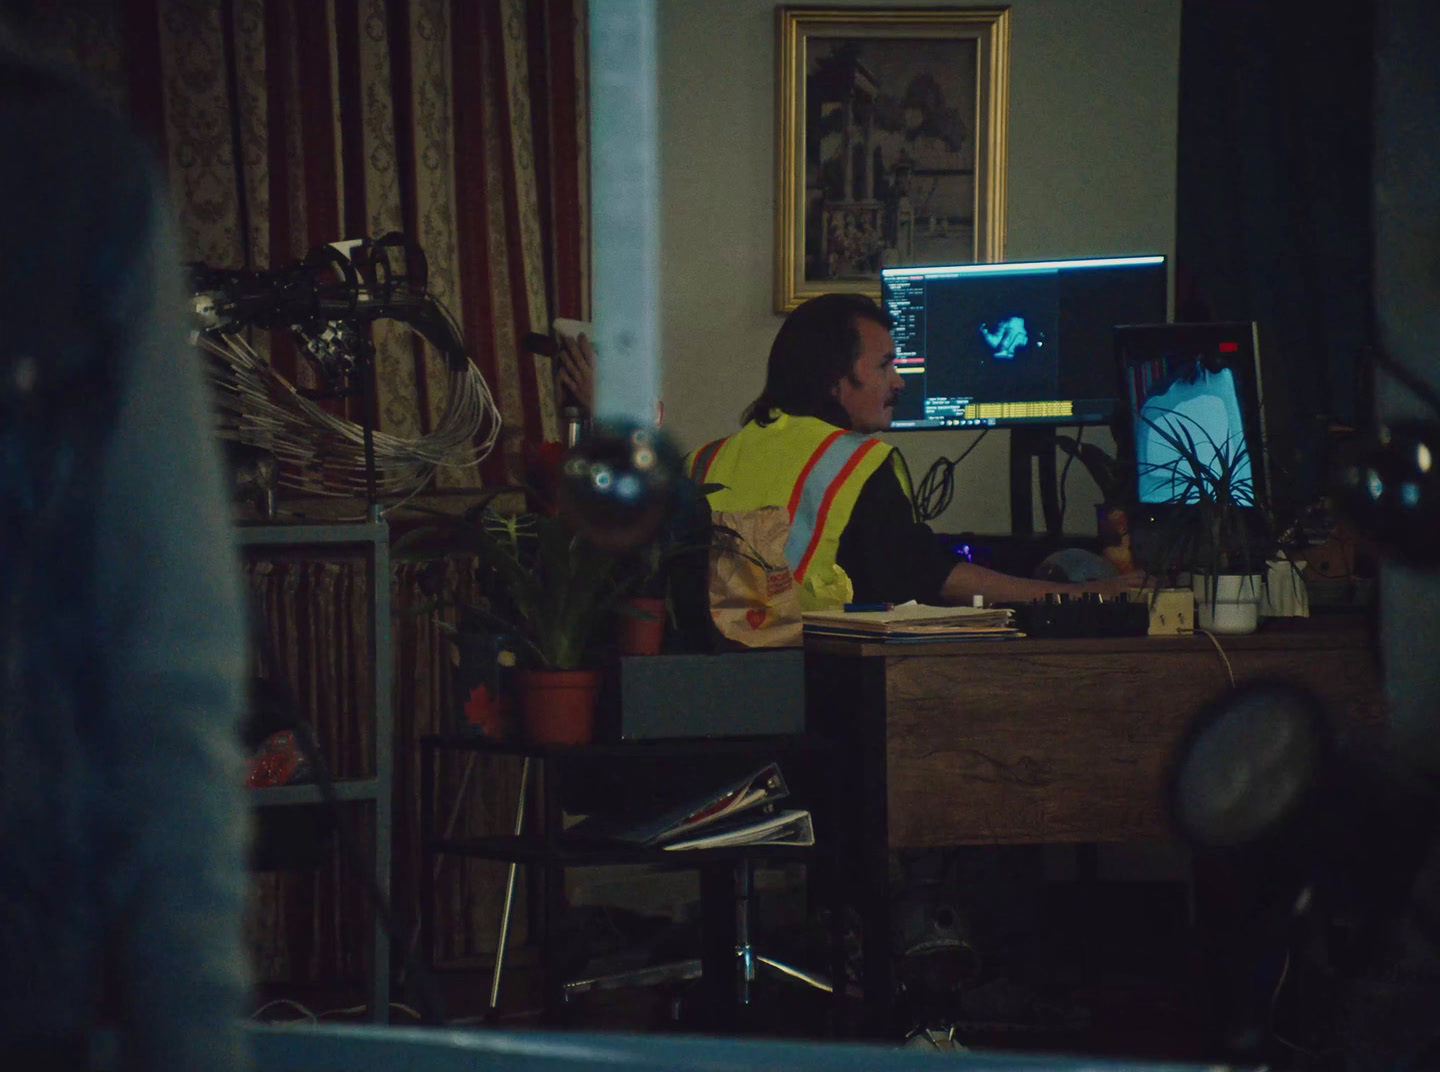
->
(657, 0), (1180, 535)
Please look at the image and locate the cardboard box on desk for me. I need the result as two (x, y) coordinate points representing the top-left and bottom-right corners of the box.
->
(602, 650), (805, 741)
(1130, 586), (1195, 635)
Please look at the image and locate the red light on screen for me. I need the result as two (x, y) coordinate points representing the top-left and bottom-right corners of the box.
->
(1218, 341), (1240, 353)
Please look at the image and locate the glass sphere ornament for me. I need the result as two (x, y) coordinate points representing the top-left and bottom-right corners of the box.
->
(556, 419), (682, 552)
(1335, 421), (1440, 568)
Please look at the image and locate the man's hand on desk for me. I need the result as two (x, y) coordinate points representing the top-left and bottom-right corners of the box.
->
(939, 561), (1146, 606)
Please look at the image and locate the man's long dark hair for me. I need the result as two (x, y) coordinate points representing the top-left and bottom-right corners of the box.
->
(742, 292), (894, 428)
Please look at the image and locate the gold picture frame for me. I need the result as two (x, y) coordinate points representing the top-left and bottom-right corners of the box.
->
(775, 6), (1010, 312)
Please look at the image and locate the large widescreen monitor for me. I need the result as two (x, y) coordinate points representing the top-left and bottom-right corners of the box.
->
(879, 255), (1168, 430)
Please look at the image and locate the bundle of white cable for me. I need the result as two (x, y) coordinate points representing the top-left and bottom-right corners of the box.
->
(200, 322), (501, 499)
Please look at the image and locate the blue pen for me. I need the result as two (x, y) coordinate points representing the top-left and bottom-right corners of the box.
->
(844, 602), (893, 612)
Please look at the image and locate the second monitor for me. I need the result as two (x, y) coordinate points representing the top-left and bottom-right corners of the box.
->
(880, 254), (1168, 430)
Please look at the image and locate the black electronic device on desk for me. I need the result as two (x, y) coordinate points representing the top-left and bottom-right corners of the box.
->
(1005, 594), (1149, 638)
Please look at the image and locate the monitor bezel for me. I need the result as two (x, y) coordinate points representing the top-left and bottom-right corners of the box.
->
(879, 254), (1167, 281)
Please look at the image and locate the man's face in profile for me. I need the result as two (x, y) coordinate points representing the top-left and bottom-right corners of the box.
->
(833, 317), (904, 432)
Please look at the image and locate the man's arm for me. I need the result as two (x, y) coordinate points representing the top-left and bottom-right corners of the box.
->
(841, 458), (1144, 606)
(938, 559), (1144, 605)
(836, 459), (957, 604)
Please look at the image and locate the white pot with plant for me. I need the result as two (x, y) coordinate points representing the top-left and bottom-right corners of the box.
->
(1189, 572), (1264, 634)
(1137, 407), (1277, 636)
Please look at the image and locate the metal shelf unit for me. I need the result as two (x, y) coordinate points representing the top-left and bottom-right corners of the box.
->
(240, 519), (392, 1023)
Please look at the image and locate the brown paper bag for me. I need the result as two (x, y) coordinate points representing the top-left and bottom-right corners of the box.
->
(708, 506), (803, 648)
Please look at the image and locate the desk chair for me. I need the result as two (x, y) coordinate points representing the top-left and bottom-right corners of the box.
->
(559, 859), (835, 1018)
(481, 749), (840, 1030)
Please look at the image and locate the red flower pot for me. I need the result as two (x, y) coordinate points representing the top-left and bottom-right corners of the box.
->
(619, 596), (667, 656)
(520, 669), (602, 746)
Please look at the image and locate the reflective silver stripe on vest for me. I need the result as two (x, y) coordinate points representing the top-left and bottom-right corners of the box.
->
(785, 432), (877, 579)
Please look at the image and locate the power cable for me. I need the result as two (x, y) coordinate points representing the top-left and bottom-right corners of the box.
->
(914, 430), (988, 522)
(1198, 628), (1235, 687)
(201, 326), (499, 501)
(1057, 425), (1081, 530)
(194, 235), (503, 503)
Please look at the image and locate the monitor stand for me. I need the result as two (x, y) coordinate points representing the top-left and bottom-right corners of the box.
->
(1009, 426), (1063, 538)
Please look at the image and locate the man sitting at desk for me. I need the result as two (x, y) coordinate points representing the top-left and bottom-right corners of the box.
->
(687, 293), (1141, 609)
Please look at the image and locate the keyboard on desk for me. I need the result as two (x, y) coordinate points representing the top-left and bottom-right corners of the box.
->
(1005, 593), (1150, 638)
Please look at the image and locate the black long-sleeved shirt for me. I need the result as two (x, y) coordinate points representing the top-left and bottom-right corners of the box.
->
(836, 458), (957, 605)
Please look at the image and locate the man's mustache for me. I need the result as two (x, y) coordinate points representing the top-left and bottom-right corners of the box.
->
(886, 392), (902, 406)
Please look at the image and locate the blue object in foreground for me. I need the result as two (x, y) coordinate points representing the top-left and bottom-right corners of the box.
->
(245, 1023), (1230, 1072)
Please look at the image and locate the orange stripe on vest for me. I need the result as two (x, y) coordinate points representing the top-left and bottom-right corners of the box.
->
(793, 438), (883, 581)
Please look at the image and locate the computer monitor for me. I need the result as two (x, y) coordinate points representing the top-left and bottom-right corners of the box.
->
(880, 254), (1168, 535)
(1116, 321), (1269, 517)
(880, 254), (1168, 430)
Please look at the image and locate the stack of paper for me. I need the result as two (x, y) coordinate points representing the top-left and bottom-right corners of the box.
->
(802, 603), (1021, 642)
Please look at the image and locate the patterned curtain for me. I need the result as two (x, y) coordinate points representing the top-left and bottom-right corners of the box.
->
(36, 0), (590, 996)
(41, 0), (589, 486)
(243, 555), (532, 989)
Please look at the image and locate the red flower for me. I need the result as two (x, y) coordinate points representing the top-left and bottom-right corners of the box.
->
(463, 683), (511, 740)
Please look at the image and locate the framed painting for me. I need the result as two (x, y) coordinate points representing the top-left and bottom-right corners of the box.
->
(775, 6), (1010, 311)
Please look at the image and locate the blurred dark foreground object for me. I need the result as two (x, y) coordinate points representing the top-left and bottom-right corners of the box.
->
(1334, 420), (1440, 569)
(1168, 680), (1440, 1065)
(558, 419), (681, 552)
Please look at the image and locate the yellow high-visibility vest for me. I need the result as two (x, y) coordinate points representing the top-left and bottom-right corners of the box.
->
(687, 413), (908, 610)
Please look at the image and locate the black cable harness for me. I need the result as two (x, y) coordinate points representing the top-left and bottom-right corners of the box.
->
(1056, 424), (1082, 529)
(913, 429), (989, 522)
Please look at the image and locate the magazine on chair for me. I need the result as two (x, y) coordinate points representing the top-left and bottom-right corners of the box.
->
(660, 807), (814, 851)
(567, 762), (805, 848)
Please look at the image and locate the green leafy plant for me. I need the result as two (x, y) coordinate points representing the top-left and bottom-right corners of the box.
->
(395, 473), (794, 667)
(1135, 407), (1275, 594)
(395, 492), (623, 671)
(618, 533), (685, 602)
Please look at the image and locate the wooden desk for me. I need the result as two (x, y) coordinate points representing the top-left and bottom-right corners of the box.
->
(804, 616), (1384, 1034)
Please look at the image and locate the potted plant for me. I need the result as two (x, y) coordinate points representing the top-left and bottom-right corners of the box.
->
(1134, 407), (1278, 634)
(397, 492), (624, 745)
(614, 538), (671, 656)
(609, 478), (765, 656)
